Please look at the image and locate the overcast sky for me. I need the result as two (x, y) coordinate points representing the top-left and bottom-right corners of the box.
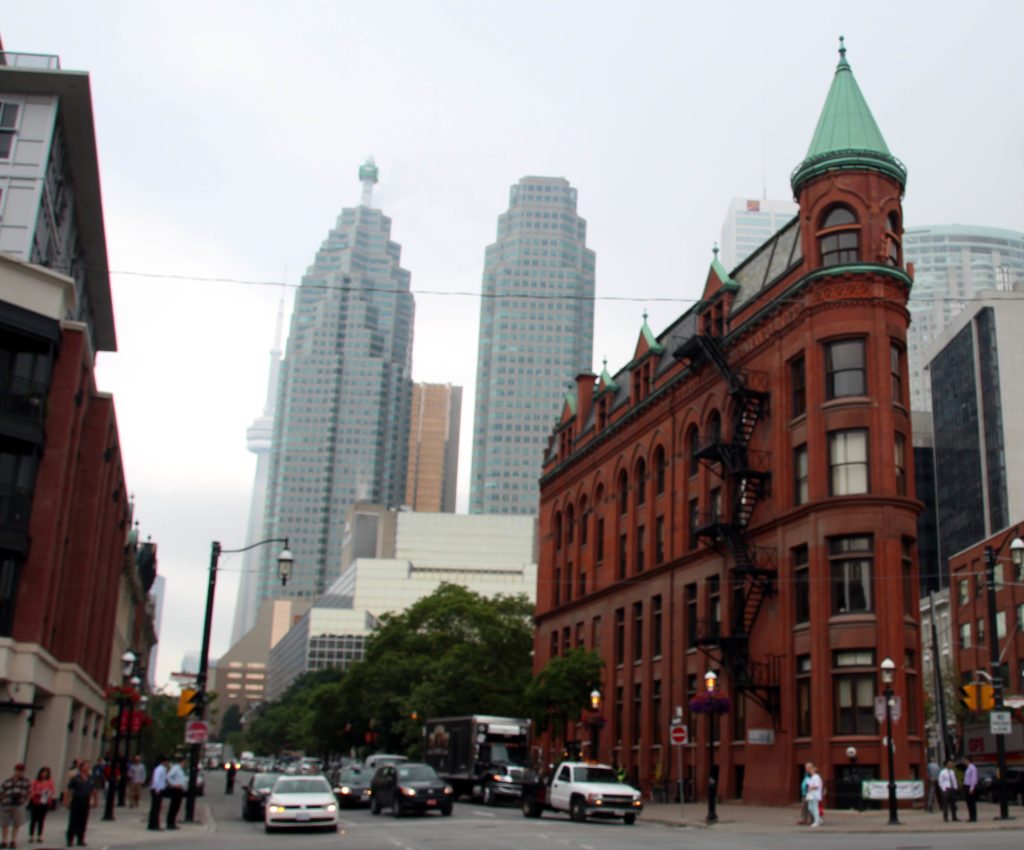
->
(5, 1), (1023, 690)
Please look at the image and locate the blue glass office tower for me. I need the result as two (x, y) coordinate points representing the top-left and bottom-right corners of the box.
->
(469, 176), (595, 515)
(257, 159), (414, 603)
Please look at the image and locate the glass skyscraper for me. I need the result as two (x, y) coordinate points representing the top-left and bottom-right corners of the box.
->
(256, 159), (414, 603)
(469, 176), (595, 515)
(903, 225), (1024, 410)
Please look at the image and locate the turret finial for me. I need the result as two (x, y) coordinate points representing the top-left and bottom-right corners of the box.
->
(712, 242), (719, 258)
(839, 35), (846, 60)
(642, 309), (648, 322)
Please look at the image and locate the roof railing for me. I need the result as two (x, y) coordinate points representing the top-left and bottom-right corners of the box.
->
(0, 51), (62, 70)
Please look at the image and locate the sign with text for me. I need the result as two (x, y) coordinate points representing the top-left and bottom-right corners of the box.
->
(861, 780), (923, 800)
(990, 711), (1012, 735)
(874, 695), (901, 723)
(747, 728), (775, 745)
(669, 724), (688, 745)
(184, 720), (209, 744)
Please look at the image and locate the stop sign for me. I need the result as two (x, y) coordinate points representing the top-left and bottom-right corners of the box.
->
(669, 723), (688, 745)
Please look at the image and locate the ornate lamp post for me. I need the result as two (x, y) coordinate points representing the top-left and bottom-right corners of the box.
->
(689, 670), (730, 824)
(185, 538), (293, 822)
(983, 530), (1024, 820)
(589, 689), (603, 762)
(102, 650), (137, 821)
(880, 657), (899, 826)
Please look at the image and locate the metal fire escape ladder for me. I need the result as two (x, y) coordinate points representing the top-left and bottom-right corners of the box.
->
(676, 323), (780, 721)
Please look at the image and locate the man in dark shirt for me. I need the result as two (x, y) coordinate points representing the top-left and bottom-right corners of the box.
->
(1, 762), (31, 849)
(63, 761), (97, 848)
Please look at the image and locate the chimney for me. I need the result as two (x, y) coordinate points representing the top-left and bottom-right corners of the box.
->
(575, 371), (597, 429)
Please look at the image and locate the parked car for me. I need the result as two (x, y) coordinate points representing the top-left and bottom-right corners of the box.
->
(975, 763), (998, 801)
(332, 766), (372, 808)
(241, 772), (281, 821)
(980, 765), (1024, 804)
(264, 776), (338, 833)
(370, 762), (453, 817)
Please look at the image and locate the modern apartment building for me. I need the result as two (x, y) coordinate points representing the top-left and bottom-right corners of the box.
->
(257, 159), (414, 604)
(904, 225), (1024, 411)
(718, 197), (798, 270)
(469, 176), (595, 516)
(536, 41), (924, 805)
(405, 382), (461, 513)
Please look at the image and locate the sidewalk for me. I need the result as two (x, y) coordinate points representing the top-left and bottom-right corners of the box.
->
(642, 798), (1024, 833)
(13, 801), (214, 850)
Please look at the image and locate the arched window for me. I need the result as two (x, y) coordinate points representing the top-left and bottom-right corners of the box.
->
(885, 211), (900, 267)
(635, 458), (647, 506)
(579, 496), (589, 546)
(688, 426), (700, 477)
(817, 205), (859, 267)
(554, 511), (563, 551)
(618, 470), (629, 515)
(708, 411), (722, 444)
(594, 485), (605, 562)
(566, 504), (575, 545)
(654, 446), (667, 495)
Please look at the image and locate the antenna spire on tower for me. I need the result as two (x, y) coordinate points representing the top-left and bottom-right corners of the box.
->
(359, 156), (379, 207)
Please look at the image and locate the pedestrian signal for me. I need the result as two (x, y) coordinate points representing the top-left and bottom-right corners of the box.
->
(177, 688), (199, 717)
(960, 684), (979, 712)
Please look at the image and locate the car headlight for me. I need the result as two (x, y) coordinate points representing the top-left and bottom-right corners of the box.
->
(340, 786), (351, 795)
(268, 805), (285, 813)
(444, 785), (454, 795)
(632, 798), (643, 807)
(326, 803), (337, 812)
(400, 786), (417, 797)
(586, 793), (602, 804)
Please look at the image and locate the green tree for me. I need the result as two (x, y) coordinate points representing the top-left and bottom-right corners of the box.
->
(524, 648), (605, 747)
(219, 703), (243, 740)
(139, 694), (185, 764)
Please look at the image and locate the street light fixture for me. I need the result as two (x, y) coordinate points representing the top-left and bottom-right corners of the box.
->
(589, 689), (602, 762)
(103, 650), (138, 821)
(880, 656), (899, 826)
(184, 537), (292, 823)
(983, 530), (1024, 820)
(704, 670), (718, 824)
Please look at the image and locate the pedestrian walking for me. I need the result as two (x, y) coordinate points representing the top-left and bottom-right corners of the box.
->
(0, 763), (31, 849)
(798, 763), (811, 825)
(27, 767), (55, 844)
(224, 762), (237, 794)
(963, 756), (978, 822)
(127, 757), (146, 809)
(147, 755), (168, 831)
(164, 757), (187, 829)
(938, 759), (960, 822)
(63, 761), (98, 848)
(805, 763), (823, 828)
(926, 758), (940, 813)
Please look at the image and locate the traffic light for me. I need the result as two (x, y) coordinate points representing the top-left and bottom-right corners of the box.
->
(960, 684), (979, 712)
(177, 688), (200, 717)
(980, 684), (996, 711)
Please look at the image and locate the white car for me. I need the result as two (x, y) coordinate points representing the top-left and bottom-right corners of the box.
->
(264, 776), (339, 833)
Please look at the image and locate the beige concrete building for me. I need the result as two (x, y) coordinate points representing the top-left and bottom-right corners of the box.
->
(405, 383), (461, 513)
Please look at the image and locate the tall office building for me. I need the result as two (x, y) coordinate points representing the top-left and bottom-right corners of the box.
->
(927, 287), (1024, 567)
(405, 382), (461, 513)
(230, 301), (285, 644)
(718, 197), (798, 269)
(257, 159), (414, 604)
(469, 176), (595, 515)
(904, 225), (1024, 410)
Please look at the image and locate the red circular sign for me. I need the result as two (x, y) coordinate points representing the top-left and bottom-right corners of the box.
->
(669, 724), (688, 744)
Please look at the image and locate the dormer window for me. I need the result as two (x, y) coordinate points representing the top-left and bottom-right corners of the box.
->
(817, 205), (859, 267)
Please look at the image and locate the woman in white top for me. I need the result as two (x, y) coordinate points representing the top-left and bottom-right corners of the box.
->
(805, 763), (823, 827)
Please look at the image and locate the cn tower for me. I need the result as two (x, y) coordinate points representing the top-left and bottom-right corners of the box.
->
(230, 299), (285, 644)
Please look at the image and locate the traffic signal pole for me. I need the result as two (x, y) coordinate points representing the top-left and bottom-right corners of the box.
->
(984, 544), (1010, 821)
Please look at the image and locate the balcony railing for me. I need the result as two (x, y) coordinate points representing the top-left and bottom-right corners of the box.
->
(0, 52), (61, 70)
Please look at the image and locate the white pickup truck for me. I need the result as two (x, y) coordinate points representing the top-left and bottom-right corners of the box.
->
(521, 761), (643, 824)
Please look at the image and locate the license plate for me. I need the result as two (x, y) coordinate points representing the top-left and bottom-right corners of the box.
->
(296, 812), (310, 821)
(426, 799), (437, 806)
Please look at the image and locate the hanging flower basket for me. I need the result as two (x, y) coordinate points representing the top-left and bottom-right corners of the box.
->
(688, 690), (732, 715)
(104, 684), (141, 704)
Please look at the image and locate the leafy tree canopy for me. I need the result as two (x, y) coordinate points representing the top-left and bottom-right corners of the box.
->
(524, 647), (605, 742)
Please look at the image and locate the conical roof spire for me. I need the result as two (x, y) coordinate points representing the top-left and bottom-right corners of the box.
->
(791, 38), (906, 194)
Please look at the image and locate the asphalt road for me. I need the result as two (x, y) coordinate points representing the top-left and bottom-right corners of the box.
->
(109, 774), (1024, 850)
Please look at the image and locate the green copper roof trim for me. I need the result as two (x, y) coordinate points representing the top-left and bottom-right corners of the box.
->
(711, 255), (739, 291)
(564, 389), (577, 415)
(800, 262), (912, 289)
(640, 311), (665, 354)
(598, 357), (619, 392)
(792, 38), (905, 193)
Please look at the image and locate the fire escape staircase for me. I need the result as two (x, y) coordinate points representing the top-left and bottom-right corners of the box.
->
(675, 323), (780, 721)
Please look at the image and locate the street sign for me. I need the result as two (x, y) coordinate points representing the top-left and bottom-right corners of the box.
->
(184, 720), (209, 744)
(990, 710), (1012, 735)
(669, 723), (688, 745)
(874, 695), (902, 723)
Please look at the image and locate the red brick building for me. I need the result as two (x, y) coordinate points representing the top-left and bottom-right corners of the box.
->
(535, 42), (925, 806)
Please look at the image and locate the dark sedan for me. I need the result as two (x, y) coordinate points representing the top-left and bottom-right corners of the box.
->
(370, 762), (453, 817)
(332, 767), (372, 808)
(241, 772), (281, 821)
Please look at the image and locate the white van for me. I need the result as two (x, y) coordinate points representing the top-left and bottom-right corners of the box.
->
(363, 753), (408, 773)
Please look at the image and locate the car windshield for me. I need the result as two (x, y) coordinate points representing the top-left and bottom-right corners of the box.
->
(253, 773), (281, 790)
(396, 765), (440, 782)
(575, 767), (620, 784)
(274, 778), (332, 795)
(339, 768), (365, 782)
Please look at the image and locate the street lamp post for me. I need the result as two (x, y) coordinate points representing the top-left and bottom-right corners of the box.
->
(704, 670), (718, 824)
(589, 689), (601, 761)
(984, 530), (1024, 821)
(102, 650), (137, 821)
(184, 538), (293, 823)
(880, 657), (899, 826)
(119, 673), (142, 806)
(136, 694), (149, 757)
